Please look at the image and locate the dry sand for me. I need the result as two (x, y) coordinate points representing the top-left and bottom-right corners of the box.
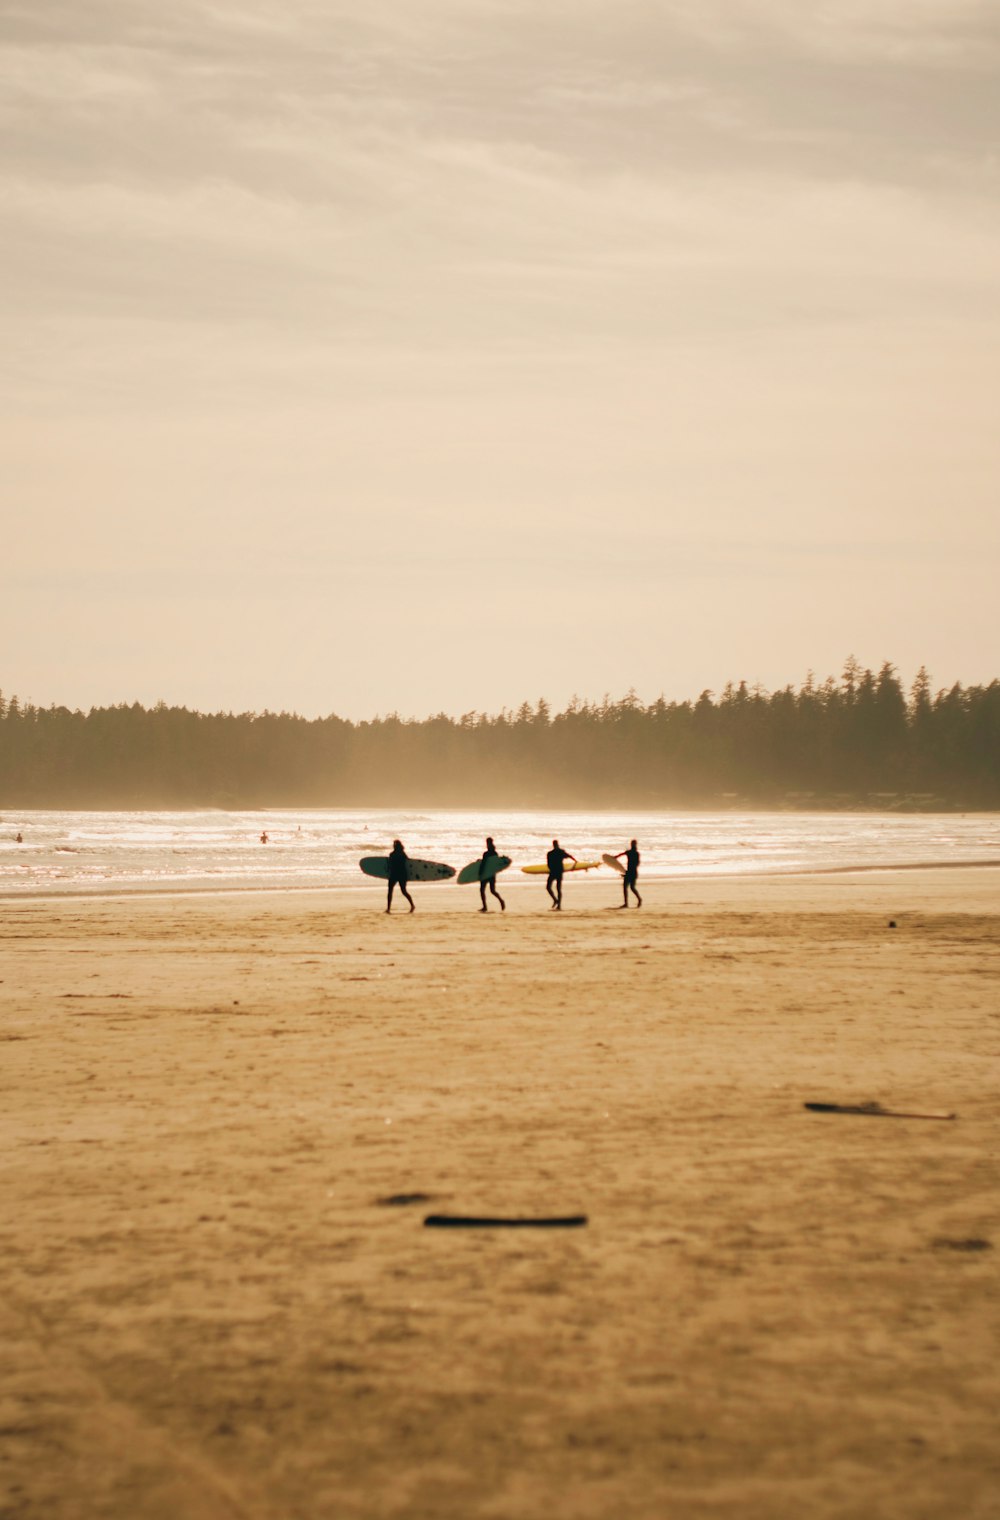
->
(1, 869), (998, 1520)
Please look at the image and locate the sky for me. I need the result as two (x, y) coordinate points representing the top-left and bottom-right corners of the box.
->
(3, 0), (999, 720)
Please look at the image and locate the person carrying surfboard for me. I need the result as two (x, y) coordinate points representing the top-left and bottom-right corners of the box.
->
(478, 838), (506, 913)
(614, 839), (642, 908)
(386, 839), (415, 914)
(546, 839), (576, 910)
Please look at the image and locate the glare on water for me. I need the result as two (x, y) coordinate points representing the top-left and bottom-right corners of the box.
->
(1, 808), (997, 897)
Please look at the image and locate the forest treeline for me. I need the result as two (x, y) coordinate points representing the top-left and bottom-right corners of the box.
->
(1, 660), (998, 810)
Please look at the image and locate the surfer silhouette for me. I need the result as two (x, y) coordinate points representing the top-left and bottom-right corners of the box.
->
(386, 839), (415, 914)
(260, 831), (269, 844)
(615, 839), (642, 908)
(546, 839), (576, 910)
(478, 837), (506, 913)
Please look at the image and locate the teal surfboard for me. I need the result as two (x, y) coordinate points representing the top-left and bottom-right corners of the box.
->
(457, 855), (512, 885)
(360, 856), (455, 882)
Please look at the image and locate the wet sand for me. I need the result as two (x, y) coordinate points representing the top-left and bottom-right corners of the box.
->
(1, 869), (998, 1519)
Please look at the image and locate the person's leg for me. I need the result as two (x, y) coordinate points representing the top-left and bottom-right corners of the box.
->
(386, 880), (394, 913)
(480, 880), (488, 911)
(490, 878), (505, 911)
(546, 874), (557, 907)
(403, 883), (415, 912)
(555, 874), (563, 909)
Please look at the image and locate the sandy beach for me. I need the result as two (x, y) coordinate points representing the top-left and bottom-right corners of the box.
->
(1, 868), (997, 1520)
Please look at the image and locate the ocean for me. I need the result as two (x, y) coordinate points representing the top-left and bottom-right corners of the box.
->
(1, 808), (998, 898)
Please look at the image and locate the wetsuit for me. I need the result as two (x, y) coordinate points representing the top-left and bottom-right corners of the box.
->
(479, 844), (505, 911)
(621, 845), (641, 907)
(386, 845), (414, 912)
(546, 846), (571, 908)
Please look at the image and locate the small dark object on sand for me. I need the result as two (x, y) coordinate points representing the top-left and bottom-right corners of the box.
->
(805, 1101), (956, 1121)
(377, 1193), (434, 1207)
(932, 1237), (992, 1253)
(888, 920), (897, 928)
(424, 1214), (588, 1229)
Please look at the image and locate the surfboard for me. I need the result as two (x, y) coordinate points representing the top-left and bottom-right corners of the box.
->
(602, 852), (627, 875)
(520, 860), (601, 874)
(457, 855), (512, 885)
(359, 856), (455, 882)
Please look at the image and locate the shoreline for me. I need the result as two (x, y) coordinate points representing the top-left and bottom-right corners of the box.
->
(2, 854), (998, 904)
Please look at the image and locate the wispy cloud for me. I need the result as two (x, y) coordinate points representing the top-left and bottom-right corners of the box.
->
(2, 1), (998, 713)
(4, 4), (998, 306)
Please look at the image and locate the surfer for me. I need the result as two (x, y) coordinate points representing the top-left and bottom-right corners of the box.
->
(546, 839), (576, 910)
(260, 831), (269, 844)
(478, 837), (506, 913)
(386, 839), (415, 914)
(614, 839), (642, 908)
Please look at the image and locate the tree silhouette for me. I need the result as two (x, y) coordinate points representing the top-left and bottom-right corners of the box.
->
(1, 663), (997, 809)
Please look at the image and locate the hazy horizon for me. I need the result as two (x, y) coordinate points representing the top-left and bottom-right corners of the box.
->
(4, 1), (998, 722)
(5, 665), (997, 815)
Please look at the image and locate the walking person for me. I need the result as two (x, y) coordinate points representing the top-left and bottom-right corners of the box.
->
(615, 839), (642, 908)
(386, 839), (415, 914)
(477, 837), (506, 913)
(546, 839), (576, 910)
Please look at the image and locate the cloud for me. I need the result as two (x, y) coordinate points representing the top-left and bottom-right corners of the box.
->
(5, 1), (999, 190)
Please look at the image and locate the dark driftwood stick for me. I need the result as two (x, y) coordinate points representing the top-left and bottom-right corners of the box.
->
(804, 1102), (956, 1120)
(424, 1214), (588, 1229)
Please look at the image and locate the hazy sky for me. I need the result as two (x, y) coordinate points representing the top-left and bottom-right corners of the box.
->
(4, 0), (998, 719)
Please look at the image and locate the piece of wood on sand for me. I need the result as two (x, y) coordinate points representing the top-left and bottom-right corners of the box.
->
(424, 1214), (588, 1229)
(804, 1101), (956, 1121)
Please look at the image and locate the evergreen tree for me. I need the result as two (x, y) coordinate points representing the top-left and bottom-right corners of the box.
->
(1, 663), (997, 808)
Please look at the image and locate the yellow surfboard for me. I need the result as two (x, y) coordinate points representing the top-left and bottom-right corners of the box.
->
(520, 860), (601, 874)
